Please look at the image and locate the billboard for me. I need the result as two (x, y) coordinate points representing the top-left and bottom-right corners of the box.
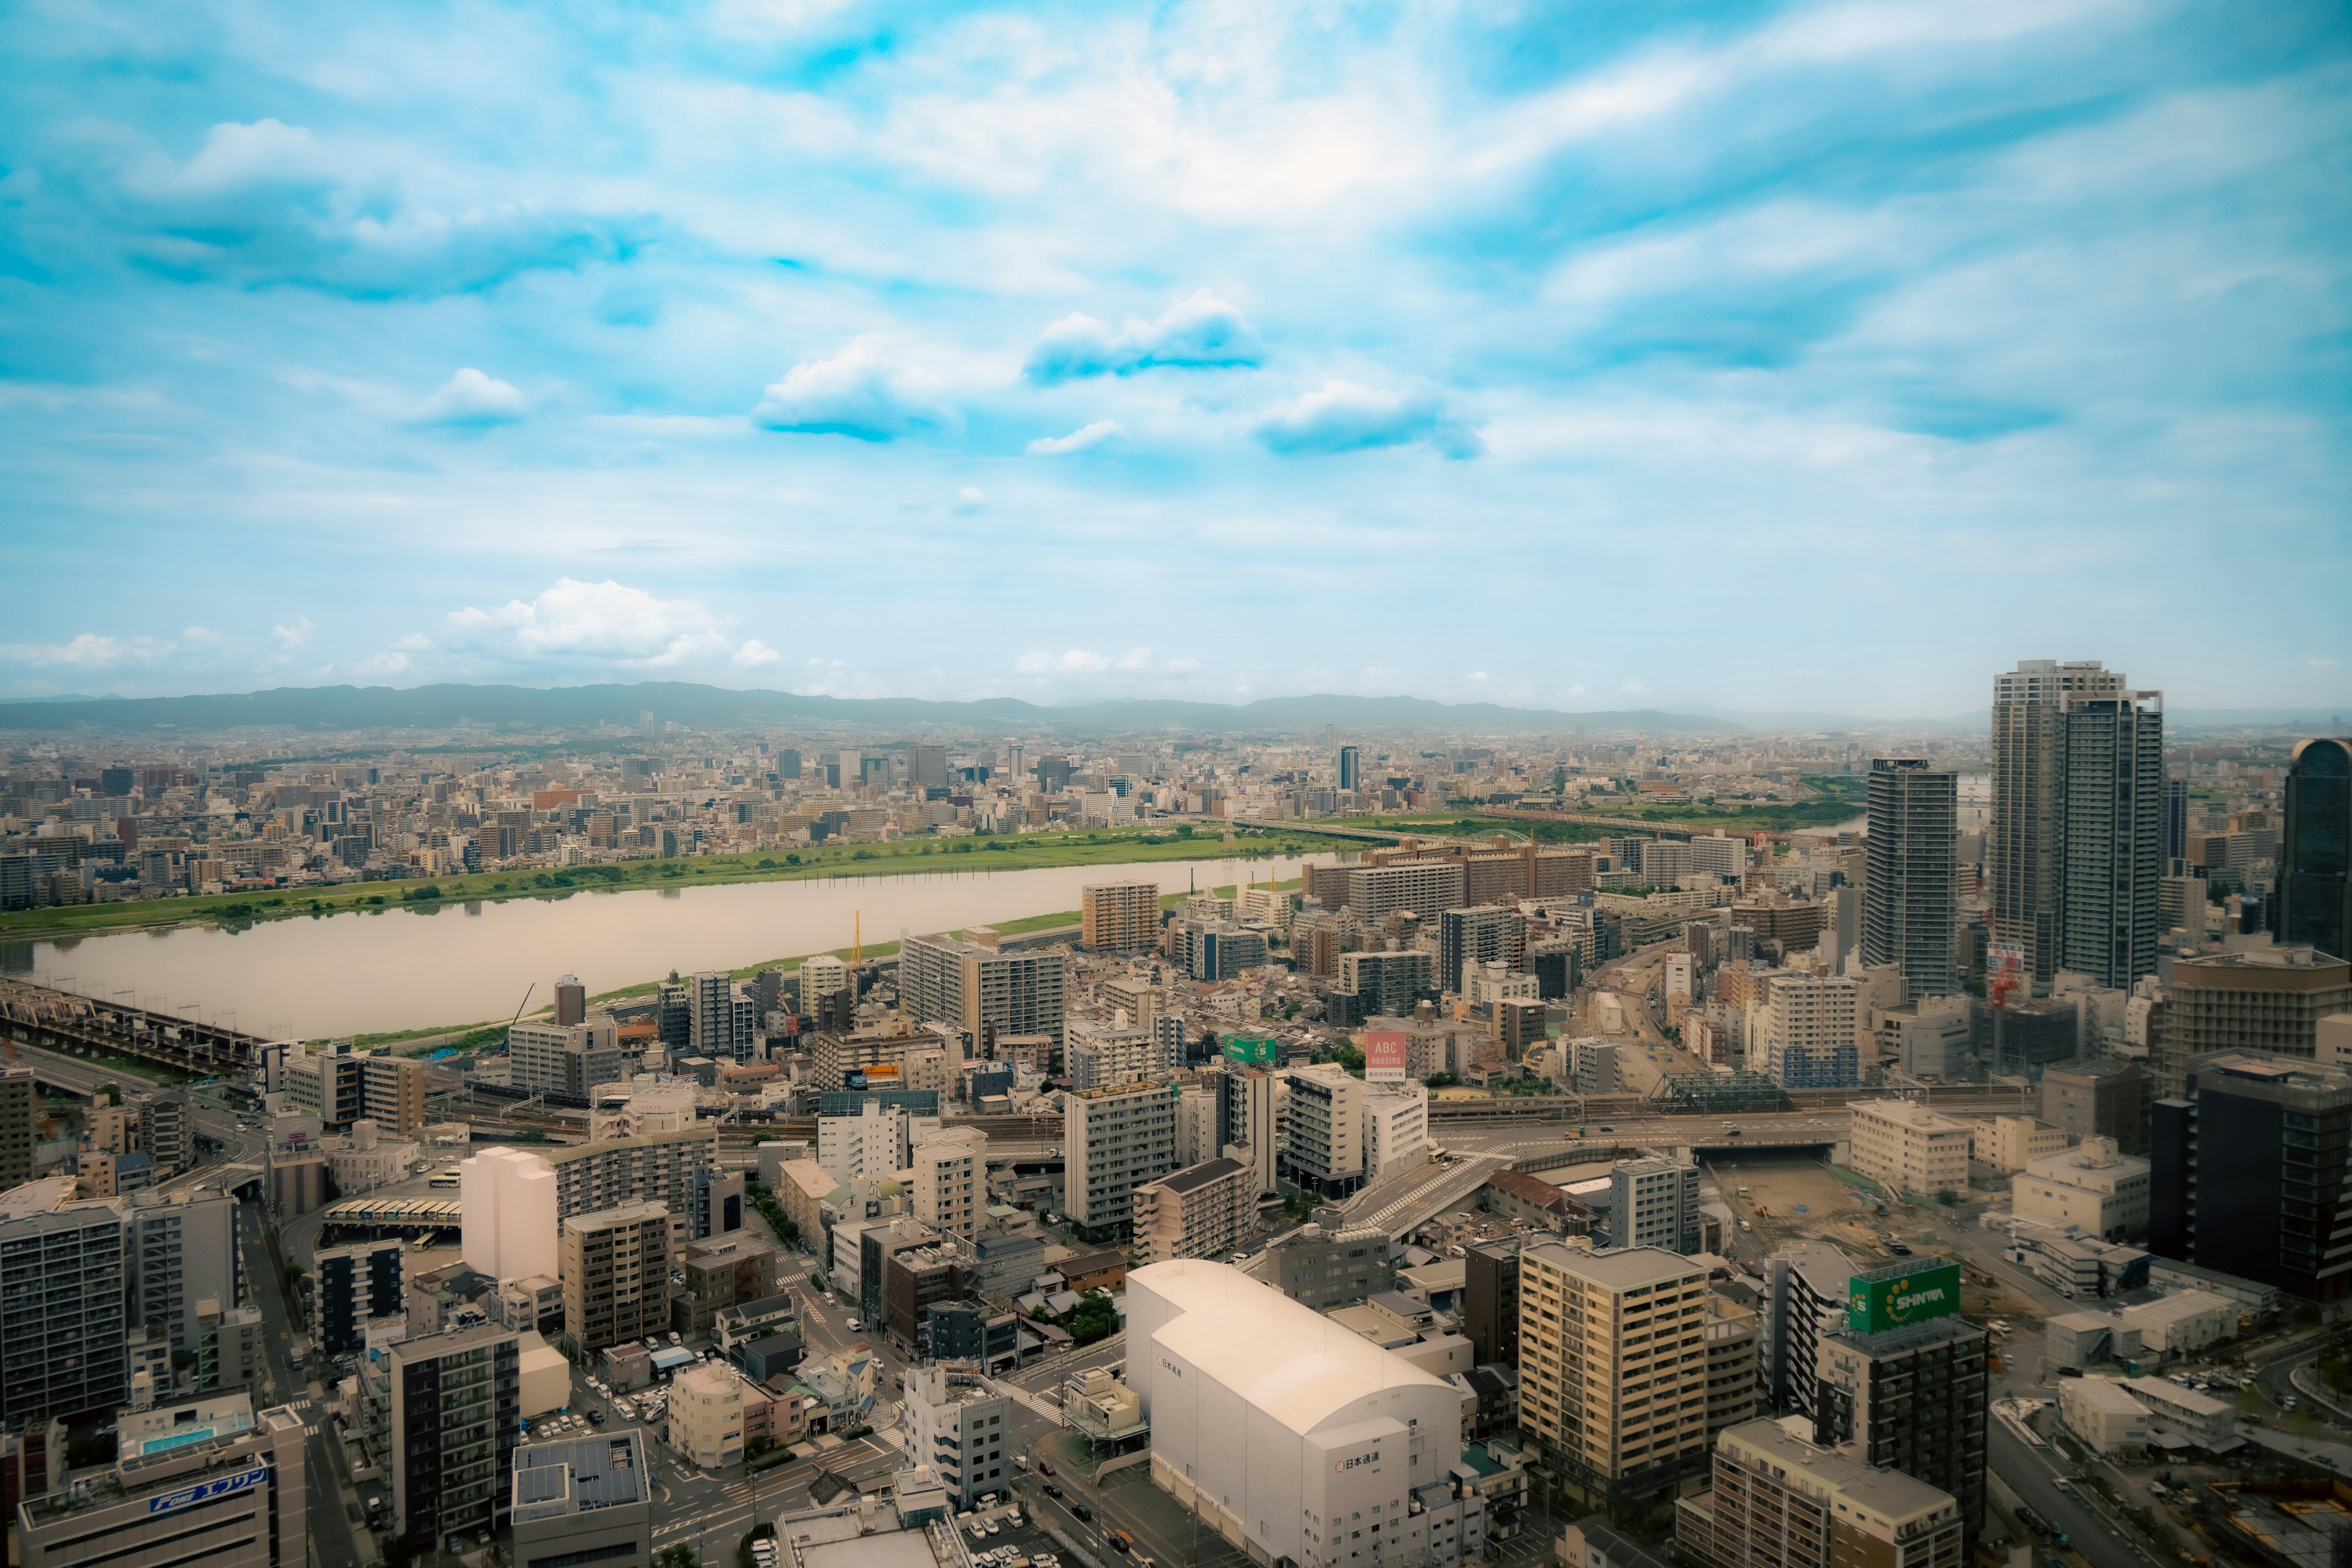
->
(1988, 942), (2026, 978)
(1847, 1262), (1962, 1335)
(1363, 1030), (1408, 1082)
(1222, 1034), (1278, 1066)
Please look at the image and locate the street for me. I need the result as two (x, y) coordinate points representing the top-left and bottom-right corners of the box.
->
(1989, 1423), (2152, 1568)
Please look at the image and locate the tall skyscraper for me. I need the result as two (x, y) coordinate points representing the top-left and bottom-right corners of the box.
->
(2151, 1051), (2352, 1302)
(0, 1190), (128, 1427)
(390, 1323), (521, 1544)
(2162, 775), (2190, 866)
(2054, 690), (2166, 988)
(2279, 737), (2352, 962)
(1991, 658), (2126, 982)
(1863, 758), (1956, 1001)
(1337, 744), (1360, 793)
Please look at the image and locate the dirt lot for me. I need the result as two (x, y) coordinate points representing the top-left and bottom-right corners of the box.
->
(1706, 1154), (1887, 1254)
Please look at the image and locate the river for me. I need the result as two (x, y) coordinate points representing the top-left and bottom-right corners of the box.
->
(4, 853), (1341, 1041)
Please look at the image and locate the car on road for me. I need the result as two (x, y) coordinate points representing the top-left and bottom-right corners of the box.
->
(1042, 1486), (1063, 1500)
(1036, 1460), (1054, 1477)
(1071, 1506), (1093, 1523)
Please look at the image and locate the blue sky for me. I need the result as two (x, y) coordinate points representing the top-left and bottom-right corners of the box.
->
(2, 0), (2347, 717)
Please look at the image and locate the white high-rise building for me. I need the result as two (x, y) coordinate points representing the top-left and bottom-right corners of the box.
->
(460, 1146), (559, 1283)
(1690, 834), (1749, 876)
(1362, 1081), (1429, 1180)
(1066, 1022), (1174, 1091)
(1758, 973), (1862, 1090)
(816, 1099), (937, 1185)
(1610, 1155), (1701, 1253)
(1284, 1064), (1365, 1197)
(910, 1126), (986, 1237)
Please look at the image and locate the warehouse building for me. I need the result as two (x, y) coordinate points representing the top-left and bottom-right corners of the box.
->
(1128, 1259), (1488, 1568)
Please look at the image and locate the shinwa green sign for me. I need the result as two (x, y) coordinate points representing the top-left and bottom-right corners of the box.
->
(1847, 1262), (1962, 1334)
(1222, 1035), (1278, 1066)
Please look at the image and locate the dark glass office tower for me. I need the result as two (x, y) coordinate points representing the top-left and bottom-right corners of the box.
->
(2280, 737), (2352, 961)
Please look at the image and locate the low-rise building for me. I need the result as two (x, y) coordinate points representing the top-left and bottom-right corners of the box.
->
(1845, 1099), (1970, 1197)
(903, 1365), (1012, 1507)
(1676, 1417), (1964, 1568)
(1133, 1156), (1253, 1265)
(511, 1432), (652, 1568)
(2015, 1136), (2151, 1241)
(2119, 1290), (2238, 1357)
(2058, 1377), (2150, 1456)
(2127, 1378), (2234, 1447)
(668, 1362), (749, 1470)
(1971, 1115), (2068, 1174)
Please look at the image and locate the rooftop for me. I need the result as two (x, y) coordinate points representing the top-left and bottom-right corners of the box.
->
(1525, 1243), (1702, 1291)
(512, 1432), (650, 1521)
(1147, 1156), (1246, 1196)
(1129, 1259), (1452, 1439)
(1716, 1417), (1956, 1525)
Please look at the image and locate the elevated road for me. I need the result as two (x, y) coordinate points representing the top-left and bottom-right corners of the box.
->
(0, 976), (265, 1076)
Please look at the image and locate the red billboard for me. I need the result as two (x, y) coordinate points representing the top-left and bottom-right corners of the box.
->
(1364, 1029), (1408, 1082)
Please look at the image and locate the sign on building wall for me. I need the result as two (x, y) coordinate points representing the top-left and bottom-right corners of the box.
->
(1222, 1034), (1278, 1066)
(1363, 1030), (1408, 1082)
(147, 1463), (268, 1515)
(1847, 1262), (1962, 1334)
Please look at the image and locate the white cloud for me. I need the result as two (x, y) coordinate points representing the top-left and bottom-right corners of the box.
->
(1116, 647), (1152, 669)
(954, 486), (990, 513)
(1253, 380), (1484, 459)
(443, 578), (731, 667)
(1466, 671), (1489, 682)
(273, 617), (315, 650)
(1569, 684), (1588, 696)
(752, 336), (954, 441)
(1026, 419), (1125, 456)
(734, 638), (784, 668)
(1025, 291), (1262, 382)
(0, 633), (173, 669)
(418, 368), (527, 426)
(1620, 679), (1651, 696)
(355, 649), (414, 677)
(1016, 647), (1114, 673)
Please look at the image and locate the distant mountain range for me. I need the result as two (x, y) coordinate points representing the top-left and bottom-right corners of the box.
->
(1, 682), (2335, 738)
(0, 683), (1744, 736)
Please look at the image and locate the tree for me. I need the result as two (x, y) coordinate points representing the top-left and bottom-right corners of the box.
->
(656, 1548), (699, 1568)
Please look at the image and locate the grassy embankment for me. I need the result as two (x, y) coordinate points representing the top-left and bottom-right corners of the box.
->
(0, 823), (1361, 944)
(1306, 775), (1869, 839)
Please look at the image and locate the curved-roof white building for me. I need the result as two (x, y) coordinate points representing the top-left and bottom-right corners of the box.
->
(1128, 1259), (1477, 1568)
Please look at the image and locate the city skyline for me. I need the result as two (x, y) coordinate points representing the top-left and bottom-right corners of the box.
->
(3, 2), (2348, 713)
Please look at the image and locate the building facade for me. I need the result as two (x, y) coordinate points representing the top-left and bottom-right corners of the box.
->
(2280, 737), (2352, 963)
(1133, 1156), (1253, 1265)
(1517, 1245), (1712, 1507)
(1991, 658), (2128, 983)
(1082, 880), (1162, 951)
(561, 1202), (671, 1352)
(1847, 1099), (1970, 1197)
(2055, 691), (2166, 989)
(390, 1324), (522, 1545)
(1064, 1080), (1181, 1233)
(2151, 1051), (2352, 1302)
(1863, 759), (1958, 1003)
(1677, 1417), (1964, 1568)
(2158, 946), (2352, 1097)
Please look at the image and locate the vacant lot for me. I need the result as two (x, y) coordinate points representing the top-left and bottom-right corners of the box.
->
(1706, 1154), (1885, 1254)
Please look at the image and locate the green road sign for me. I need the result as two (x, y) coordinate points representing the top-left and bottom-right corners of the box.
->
(1847, 1261), (1962, 1334)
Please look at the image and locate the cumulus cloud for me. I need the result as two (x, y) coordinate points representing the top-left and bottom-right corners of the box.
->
(1025, 292), (1261, 383)
(733, 639), (784, 669)
(1026, 420), (1125, 456)
(418, 369), (527, 427)
(1620, 680), (1651, 696)
(954, 486), (989, 513)
(0, 633), (173, 669)
(752, 336), (954, 441)
(443, 578), (730, 667)
(1016, 648), (1116, 673)
(273, 617), (315, 649)
(1252, 380), (1484, 459)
